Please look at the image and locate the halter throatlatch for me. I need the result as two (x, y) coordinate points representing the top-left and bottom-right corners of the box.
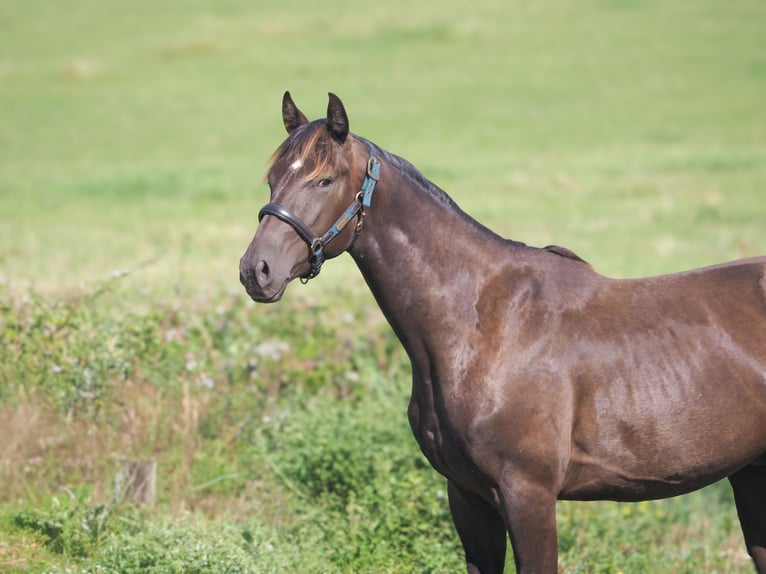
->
(258, 141), (380, 283)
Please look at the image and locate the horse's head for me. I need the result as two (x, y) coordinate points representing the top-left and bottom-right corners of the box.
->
(239, 92), (379, 302)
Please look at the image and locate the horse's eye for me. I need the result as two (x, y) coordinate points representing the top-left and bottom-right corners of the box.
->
(316, 178), (334, 188)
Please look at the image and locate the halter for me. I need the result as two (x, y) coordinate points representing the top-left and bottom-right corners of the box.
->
(258, 141), (380, 283)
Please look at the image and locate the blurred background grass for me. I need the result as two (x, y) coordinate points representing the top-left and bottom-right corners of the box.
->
(1, 0), (765, 572)
(1, 0), (764, 300)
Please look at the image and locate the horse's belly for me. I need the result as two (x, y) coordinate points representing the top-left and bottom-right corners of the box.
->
(560, 407), (766, 501)
(560, 454), (738, 502)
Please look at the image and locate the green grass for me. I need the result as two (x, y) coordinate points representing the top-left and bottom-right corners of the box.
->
(1, 0), (765, 572)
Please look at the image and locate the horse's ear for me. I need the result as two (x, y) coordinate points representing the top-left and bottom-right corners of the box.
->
(282, 91), (309, 134)
(326, 92), (349, 143)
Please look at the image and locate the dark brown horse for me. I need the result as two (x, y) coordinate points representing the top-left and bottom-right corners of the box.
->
(239, 92), (766, 573)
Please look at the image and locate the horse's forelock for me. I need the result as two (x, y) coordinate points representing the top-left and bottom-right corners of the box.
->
(265, 121), (343, 185)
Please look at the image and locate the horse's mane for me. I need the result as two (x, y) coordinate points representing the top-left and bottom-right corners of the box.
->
(371, 142), (587, 261)
(368, 141), (462, 212)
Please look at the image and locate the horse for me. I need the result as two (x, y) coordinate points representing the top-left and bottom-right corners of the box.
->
(239, 92), (766, 574)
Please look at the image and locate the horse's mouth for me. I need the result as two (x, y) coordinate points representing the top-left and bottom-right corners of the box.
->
(254, 286), (286, 303)
(240, 274), (288, 304)
(247, 282), (287, 304)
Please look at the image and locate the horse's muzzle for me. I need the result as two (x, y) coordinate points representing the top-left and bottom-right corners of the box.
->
(239, 258), (286, 303)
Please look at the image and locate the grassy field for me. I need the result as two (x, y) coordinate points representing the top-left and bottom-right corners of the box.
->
(1, 0), (765, 572)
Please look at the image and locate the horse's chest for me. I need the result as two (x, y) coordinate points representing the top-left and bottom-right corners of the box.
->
(407, 389), (476, 482)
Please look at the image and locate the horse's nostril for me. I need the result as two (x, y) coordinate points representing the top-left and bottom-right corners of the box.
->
(256, 260), (270, 282)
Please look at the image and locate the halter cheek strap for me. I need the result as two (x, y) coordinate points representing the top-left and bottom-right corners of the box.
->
(258, 141), (380, 282)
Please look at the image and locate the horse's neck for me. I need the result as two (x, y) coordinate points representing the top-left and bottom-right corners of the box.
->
(349, 160), (508, 364)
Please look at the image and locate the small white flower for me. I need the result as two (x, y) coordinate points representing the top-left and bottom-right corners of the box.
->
(82, 367), (94, 388)
(253, 341), (289, 361)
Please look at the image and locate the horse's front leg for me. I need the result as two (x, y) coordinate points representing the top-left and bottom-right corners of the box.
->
(729, 464), (766, 573)
(448, 481), (507, 574)
(499, 472), (559, 574)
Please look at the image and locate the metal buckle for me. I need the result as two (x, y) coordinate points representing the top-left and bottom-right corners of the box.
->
(355, 209), (365, 233)
(301, 239), (325, 283)
(310, 238), (325, 259)
(366, 156), (380, 180)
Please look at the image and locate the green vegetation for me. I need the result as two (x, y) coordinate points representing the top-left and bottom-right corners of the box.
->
(1, 0), (764, 572)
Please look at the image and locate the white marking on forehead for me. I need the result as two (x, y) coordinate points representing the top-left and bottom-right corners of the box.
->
(289, 158), (303, 171)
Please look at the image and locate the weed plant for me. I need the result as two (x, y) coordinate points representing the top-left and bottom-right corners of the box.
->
(0, 285), (754, 573)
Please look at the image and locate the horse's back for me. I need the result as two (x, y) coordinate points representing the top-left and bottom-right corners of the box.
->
(648, 255), (766, 339)
(597, 255), (766, 331)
